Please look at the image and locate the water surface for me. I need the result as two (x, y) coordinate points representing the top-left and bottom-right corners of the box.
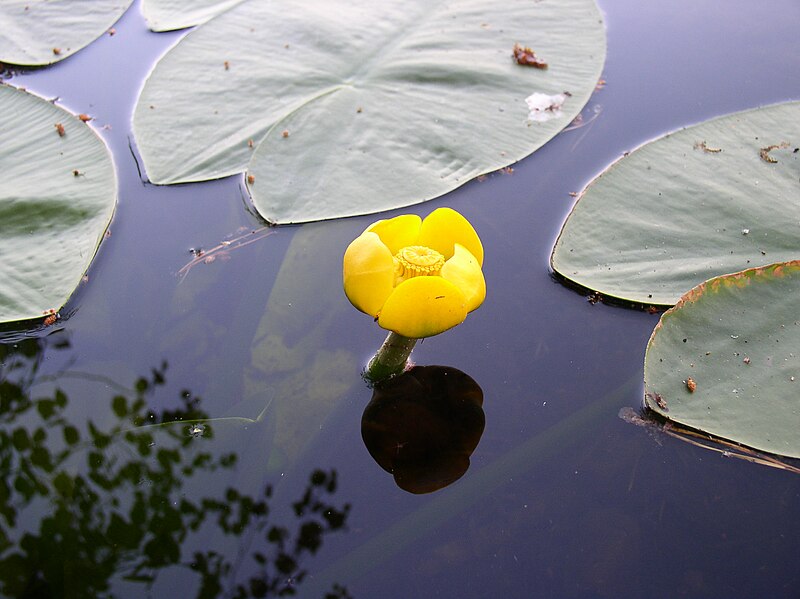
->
(2, 0), (800, 597)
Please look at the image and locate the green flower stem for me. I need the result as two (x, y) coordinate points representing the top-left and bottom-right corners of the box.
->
(365, 332), (417, 383)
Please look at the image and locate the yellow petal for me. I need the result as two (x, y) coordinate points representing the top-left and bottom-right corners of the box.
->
(418, 207), (484, 266)
(365, 214), (422, 256)
(441, 244), (486, 312)
(343, 232), (395, 316)
(378, 277), (467, 338)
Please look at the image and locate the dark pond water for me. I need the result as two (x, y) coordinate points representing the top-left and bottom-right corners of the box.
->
(2, 0), (800, 597)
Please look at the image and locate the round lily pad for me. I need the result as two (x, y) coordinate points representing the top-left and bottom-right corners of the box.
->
(644, 261), (800, 459)
(0, 84), (117, 324)
(552, 102), (800, 305)
(0, 0), (130, 66)
(133, 0), (606, 224)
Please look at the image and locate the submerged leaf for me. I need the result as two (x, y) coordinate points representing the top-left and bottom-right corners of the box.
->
(551, 101), (800, 305)
(133, 0), (606, 224)
(240, 222), (359, 469)
(0, 84), (117, 324)
(644, 261), (800, 459)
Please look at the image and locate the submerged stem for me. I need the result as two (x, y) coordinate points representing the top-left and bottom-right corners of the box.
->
(365, 332), (417, 383)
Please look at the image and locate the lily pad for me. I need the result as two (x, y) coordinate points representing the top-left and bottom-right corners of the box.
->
(644, 261), (800, 459)
(0, 84), (117, 324)
(133, 0), (606, 224)
(0, 0), (131, 66)
(140, 0), (242, 31)
(551, 102), (800, 305)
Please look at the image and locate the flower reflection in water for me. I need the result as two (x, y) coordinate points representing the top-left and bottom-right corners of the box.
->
(361, 365), (485, 494)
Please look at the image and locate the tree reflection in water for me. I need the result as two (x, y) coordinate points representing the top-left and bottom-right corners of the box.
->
(0, 336), (352, 598)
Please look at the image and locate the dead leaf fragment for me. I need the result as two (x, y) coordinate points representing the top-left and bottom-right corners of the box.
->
(759, 141), (790, 163)
(647, 392), (668, 411)
(512, 43), (547, 69)
(693, 140), (722, 153)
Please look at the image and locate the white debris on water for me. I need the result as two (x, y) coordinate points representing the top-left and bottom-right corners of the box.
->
(525, 92), (570, 123)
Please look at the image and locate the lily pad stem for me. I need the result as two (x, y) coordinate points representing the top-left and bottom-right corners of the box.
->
(365, 332), (417, 383)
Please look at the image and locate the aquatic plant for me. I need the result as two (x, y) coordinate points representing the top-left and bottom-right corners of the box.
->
(343, 208), (485, 381)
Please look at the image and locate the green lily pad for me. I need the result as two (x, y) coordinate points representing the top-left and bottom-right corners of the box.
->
(140, 0), (242, 31)
(0, 0), (131, 66)
(644, 261), (800, 459)
(133, 0), (606, 224)
(551, 102), (800, 305)
(0, 84), (117, 324)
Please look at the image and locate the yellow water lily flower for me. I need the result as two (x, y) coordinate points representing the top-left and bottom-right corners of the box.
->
(343, 208), (485, 338)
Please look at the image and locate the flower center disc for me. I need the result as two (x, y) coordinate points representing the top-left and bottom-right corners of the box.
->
(395, 245), (445, 279)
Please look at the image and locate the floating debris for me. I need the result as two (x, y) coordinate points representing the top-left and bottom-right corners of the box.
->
(647, 391), (668, 411)
(525, 92), (570, 123)
(586, 292), (601, 304)
(686, 377), (697, 393)
(178, 227), (274, 281)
